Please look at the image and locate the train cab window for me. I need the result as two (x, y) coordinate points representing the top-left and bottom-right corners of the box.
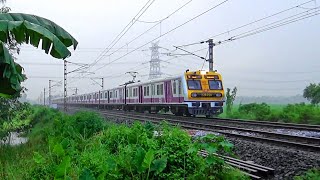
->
(187, 80), (202, 90)
(209, 80), (222, 90)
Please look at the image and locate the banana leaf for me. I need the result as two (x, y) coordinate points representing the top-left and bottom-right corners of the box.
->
(0, 13), (78, 59)
(0, 13), (78, 98)
(0, 42), (25, 98)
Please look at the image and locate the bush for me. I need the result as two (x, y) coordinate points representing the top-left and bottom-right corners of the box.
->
(294, 168), (320, 180)
(1, 107), (248, 180)
(279, 103), (320, 124)
(238, 103), (271, 120)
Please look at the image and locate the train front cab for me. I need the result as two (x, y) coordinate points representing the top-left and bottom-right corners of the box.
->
(183, 70), (224, 116)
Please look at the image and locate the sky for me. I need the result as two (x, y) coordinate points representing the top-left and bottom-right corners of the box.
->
(4, 0), (320, 101)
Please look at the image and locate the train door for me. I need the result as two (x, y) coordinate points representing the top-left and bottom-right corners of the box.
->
(139, 86), (143, 103)
(107, 91), (110, 104)
(119, 89), (122, 104)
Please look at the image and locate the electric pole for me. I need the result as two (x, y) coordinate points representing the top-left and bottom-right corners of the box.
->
(101, 78), (104, 90)
(64, 60), (67, 112)
(49, 80), (52, 106)
(43, 88), (46, 106)
(207, 39), (214, 72)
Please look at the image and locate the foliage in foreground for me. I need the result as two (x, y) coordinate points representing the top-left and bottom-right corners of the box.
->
(294, 168), (320, 180)
(0, 97), (33, 140)
(0, 107), (248, 180)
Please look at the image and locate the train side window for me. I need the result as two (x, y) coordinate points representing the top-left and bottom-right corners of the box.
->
(115, 91), (118, 98)
(178, 80), (182, 94)
(144, 87), (146, 96)
(110, 92), (113, 98)
(147, 86), (150, 96)
(134, 88), (138, 97)
(160, 84), (164, 95)
(126, 89), (129, 97)
(105, 92), (108, 99)
(129, 88), (132, 97)
(156, 85), (160, 95)
(151, 85), (155, 95)
(100, 93), (103, 99)
(173, 81), (177, 94)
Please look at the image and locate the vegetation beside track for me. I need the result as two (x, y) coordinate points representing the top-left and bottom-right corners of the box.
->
(0, 106), (248, 179)
(294, 168), (320, 180)
(221, 103), (320, 125)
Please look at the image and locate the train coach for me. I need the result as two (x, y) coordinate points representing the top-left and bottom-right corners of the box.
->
(53, 70), (225, 117)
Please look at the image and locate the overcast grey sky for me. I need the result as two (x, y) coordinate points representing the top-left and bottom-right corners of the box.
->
(5, 0), (320, 100)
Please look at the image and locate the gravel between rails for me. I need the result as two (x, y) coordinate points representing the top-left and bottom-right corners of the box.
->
(229, 137), (320, 180)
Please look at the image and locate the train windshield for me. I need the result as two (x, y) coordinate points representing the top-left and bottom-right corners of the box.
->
(209, 80), (222, 90)
(187, 80), (202, 90)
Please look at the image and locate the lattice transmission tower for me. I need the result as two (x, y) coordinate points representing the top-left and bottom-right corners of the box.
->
(149, 42), (162, 79)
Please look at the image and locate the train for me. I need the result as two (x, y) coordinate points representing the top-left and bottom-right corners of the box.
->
(52, 69), (225, 117)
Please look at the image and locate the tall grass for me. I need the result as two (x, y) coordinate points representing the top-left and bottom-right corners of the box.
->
(0, 107), (248, 179)
(221, 103), (320, 125)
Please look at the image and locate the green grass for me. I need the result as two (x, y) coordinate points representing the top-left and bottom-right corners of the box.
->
(219, 103), (320, 125)
(0, 106), (249, 180)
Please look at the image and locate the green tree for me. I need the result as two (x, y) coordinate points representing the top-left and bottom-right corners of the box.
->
(303, 83), (320, 105)
(226, 87), (237, 116)
(0, 2), (78, 98)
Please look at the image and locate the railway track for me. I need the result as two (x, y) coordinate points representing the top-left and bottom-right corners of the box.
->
(66, 107), (320, 179)
(98, 110), (320, 152)
(199, 150), (274, 179)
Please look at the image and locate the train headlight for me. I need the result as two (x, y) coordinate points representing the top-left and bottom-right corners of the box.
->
(191, 93), (198, 97)
(215, 93), (222, 97)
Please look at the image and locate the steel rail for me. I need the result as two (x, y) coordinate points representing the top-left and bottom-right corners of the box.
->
(101, 111), (320, 152)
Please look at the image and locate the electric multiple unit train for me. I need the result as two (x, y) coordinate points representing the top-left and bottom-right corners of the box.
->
(52, 70), (225, 117)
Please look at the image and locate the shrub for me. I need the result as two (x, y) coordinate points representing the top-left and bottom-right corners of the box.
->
(294, 168), (320, 180)
(238, 103), (271, 120)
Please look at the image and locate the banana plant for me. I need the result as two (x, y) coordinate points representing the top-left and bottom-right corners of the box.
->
(0, 13), (78, 98)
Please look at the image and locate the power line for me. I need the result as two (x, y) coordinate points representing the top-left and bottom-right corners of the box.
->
(67, 0), (196, 82)
(87, 0), (156, 70)
(93, 0), (194, 61)
(229, 8), (320, 41)
(92, 0), (230, 73)
(176, 0), (317, 47)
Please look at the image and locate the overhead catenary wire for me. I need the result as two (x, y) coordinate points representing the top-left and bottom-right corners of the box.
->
(68, 0), (229, 85)
(68, 0), (193, 82)
(86, 0), (156, 70)
(98, 0), (194, 59)
(91, 0), (230, 73)
(176, 0), (317, 47)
